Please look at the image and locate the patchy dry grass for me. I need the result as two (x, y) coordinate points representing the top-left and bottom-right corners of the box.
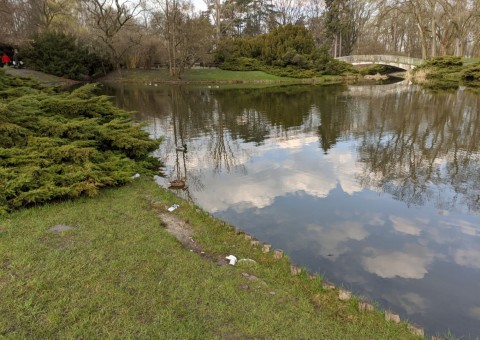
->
(409, 69), (428, 83)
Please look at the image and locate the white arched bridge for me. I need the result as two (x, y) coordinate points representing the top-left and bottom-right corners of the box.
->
(336, 55), (423, 71)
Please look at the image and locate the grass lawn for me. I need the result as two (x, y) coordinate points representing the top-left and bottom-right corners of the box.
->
(97, 68), (342, 84)
(463, 57), (480, 65)
(182, 68), (295, 81)
(0, 179), (421, 338)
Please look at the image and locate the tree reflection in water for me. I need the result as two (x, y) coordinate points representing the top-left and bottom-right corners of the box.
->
(104, 82), (480, 214)
(354, 87), (480, 213)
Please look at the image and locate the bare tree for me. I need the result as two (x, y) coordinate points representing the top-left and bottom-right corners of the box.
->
(273, 0), (307, 26)
(367, 0), (480, 58)
(204, 0), (222, 42)
(324, 0), (373, 56)
(1, 0), (37, 44)
(31, 0), (73, 31)
(1, 0), (82, 45)
(82, 0), (143, 69)
(153, 0), (214, 77)
(0, 0), (17, 43)
(438, 0), (480, 56)
(370, 2), (408, 54)
(204, 0), (243, 40)
(305, 0), (325, 45)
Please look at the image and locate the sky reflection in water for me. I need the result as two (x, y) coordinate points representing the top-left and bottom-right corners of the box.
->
(106, 82), (480, 337)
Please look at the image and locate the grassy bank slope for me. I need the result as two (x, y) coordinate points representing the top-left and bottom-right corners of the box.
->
(0, 178), (420, 339)
(98, 68), (341, 84)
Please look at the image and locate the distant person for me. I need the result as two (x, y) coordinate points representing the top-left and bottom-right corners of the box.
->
(13, 49), (19, 68)
(1, 53), (11, 67)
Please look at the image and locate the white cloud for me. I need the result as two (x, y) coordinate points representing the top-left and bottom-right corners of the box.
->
(192, 139), (363, 213)
(389, 216), (422, 236)
(306, 221), (369, 257)
(452, 248), (480, 269)
(383, 292), (429, 315)
(366, 214), (385, 227)
(326, 150), (363, 194)
(362, 245), (434, 279)
(440, 219), (479, 237)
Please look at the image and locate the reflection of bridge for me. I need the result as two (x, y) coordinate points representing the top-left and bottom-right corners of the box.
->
(346, 80), (412, 98)
(346, 80), (413, 97)
(336, 55), (423, 71)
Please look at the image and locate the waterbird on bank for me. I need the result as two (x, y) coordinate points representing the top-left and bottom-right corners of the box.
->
(176, 144), (187, 152)
(169, 178), (186, 188)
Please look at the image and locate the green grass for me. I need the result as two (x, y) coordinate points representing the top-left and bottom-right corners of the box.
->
(181, 68), (298, 81)
(98, 68), (343, 84)
(0, 178), (421, 338)
(463, 57), (480, 65)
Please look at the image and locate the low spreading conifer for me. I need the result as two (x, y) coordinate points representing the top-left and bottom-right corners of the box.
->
(0, 70), (160, 215)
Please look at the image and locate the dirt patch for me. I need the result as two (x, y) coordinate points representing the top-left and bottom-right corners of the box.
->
(158, 211), (202, 253)
(151, 201), (228, 265)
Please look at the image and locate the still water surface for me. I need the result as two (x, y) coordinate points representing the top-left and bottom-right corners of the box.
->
(105, 81), (480, 337)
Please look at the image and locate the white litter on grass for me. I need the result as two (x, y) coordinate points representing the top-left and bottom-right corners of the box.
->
(225, 255), (237, 265)
(131, 173), (140, 179)
(168, 204), (179, 212)
(49, 224), (75, 232)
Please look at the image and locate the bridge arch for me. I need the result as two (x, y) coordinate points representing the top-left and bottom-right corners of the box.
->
(336, 55), (423, 71)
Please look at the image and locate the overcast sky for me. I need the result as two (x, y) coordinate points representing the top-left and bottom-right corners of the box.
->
(192, 0), (207, 11)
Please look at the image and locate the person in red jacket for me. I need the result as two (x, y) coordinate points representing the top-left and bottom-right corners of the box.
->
(1, 53), (11, 67)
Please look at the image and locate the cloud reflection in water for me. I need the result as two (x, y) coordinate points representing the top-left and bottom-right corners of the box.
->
(362, 245), (434, 279)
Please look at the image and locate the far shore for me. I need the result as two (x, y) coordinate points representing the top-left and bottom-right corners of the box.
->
(97, 68), (349, 85)
(5, 67), (351, 87)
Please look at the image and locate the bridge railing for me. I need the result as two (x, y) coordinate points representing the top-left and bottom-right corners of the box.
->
(336, 55), (423, 67)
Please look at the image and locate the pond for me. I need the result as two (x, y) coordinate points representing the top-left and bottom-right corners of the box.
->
(104, 81), (480, 337)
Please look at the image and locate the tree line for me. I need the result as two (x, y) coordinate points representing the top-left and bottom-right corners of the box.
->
(1, 0), (479, 79)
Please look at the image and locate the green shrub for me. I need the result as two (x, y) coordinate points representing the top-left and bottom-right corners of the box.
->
(220, 57), (262, 71)
(259, 65), (318, 78)
(0, 72), (160, 214)
(216, 31), (350, 77)
(462, 63), (480, 81)
(250, 25), (315, 66)
(324, 59), (353, 75)
(20, 32), (112, 80)
(422, 56), (463, 68)
(413, 56), (463, 88)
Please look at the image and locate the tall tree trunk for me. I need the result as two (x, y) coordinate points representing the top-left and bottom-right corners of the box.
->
(417, 23), (427, 59)
(333, 34), (338, 57)
(455, 38), (463, 57)
(431, 16), (436, 57)
(339, 33), (342, 57)
(393, 9), (398, 52)
(214, 0), (221, 43)
(172, 0), (177, 78)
